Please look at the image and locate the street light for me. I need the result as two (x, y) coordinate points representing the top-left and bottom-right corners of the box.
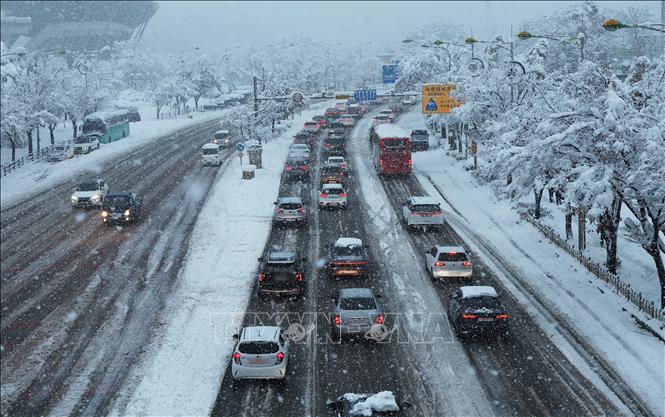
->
(421, 43), (452, 72)
(602, 18), (665, 33)
(517, 30), (585, 62)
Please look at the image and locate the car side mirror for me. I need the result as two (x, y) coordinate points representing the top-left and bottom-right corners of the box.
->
(232, 333), (239, 340)
(325, 399), (340, 410)
(364, 244), (369, 249)
(257, 257), (263, 262)
(301, 257), (308, 263)
(376, 294), (383, 299)
(273, 201), (278, 205)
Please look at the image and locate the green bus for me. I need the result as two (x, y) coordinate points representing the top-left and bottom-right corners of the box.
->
(81, 110), (132, 144)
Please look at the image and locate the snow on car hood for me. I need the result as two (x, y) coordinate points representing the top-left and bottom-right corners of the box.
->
(344, 391), (399, 416)
(72, 190), (100, 198)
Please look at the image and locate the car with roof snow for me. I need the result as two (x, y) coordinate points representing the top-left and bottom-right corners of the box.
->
(285, 158), (311, 180)
(330, 288), (383, 340)
(313, 115), (328, 128)
(47, 143), (75, 162)
(327, 237), (369, 278)
(425, 245), (473, 281)
(213, 129), (233, 148)
(101, 192), (142, 225)
(319, 183), (348, 209)
(201, 143), (223, 166)
(402, 196), (444, 229)
(273, 197), (307, 226)
(323, 134), (346, 157)
(325, 108), (341, 120)
(336, 114), (355, 128)
(410, 129), (429, 151)
(73, 133), (100, 154)
(257, 250), (307, 296)
(447, 286), (510, 339)
(293, 131), (314, 147)
(303, 121), (321, 133)
(231, 325), (290, 380)
(326, 156), (349, 173)
(320, 163), (347, 185)
(379, 109), (395, 121)
(71, 179), (109, 208)
(371, 114), (391, 127)
(326, 391), (410, 416)
(288, 143), (311, 160)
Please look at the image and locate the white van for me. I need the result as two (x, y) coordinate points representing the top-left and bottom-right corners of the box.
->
(213, 130), (232, 148)
(202, 143), (223, 166)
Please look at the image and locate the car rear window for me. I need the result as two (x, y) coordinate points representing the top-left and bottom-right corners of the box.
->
(413, 204), (440, 213)
(238, 341), (279, 354)
(323, 188), (343, 195)
(438, 252), (469, 262)
(333, 245), (363, 257)
(382, 139), (405, 149)
(279, 203), (302, 210)
(340, 297), (376, 310)
(323, 166), (342, 174)
(203, 148), (218, 155)
(460, 296), (502, 310)
(412, 130), (428, 135)
(265, 263), (295, 274)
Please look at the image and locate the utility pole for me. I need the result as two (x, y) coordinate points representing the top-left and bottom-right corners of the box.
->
(253, 76), (258, 117)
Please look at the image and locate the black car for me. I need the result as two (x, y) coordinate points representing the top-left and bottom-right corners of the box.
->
(101, 192), (143, 226)
(326, 391), (409, 416)
(324, 135), (346, 157)
(327, 237), (369, 278)
(447, 286), (510, 339)
(410, 129), (429, 151)
(294, 131), (314, 147)
(320, 164), (347, 185)
(257, 251), (306, 297)
(285, 158), (311, 180)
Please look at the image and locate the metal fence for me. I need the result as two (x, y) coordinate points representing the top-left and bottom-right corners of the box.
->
(1, 148), (49, 176)
(522, 213), (663, 322)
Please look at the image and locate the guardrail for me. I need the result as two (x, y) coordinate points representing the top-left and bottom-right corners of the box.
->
(1, 148), (49, 177)
(522, 213), (663, 322)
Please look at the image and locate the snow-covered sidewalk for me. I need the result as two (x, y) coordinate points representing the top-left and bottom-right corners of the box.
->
(395, 107), (664, 416)
(111, 102), (331, 416)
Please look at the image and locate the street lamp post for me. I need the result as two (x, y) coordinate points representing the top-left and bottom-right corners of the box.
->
(421, 43), (452, 72)
(602, 18), (665, 33)
(517, 31), (586, 63)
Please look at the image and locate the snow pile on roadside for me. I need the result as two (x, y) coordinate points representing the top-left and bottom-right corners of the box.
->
(344, 391), (399, 416)
(112, 101), (331, 416)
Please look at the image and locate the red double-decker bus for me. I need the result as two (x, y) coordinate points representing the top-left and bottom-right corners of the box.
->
(371, 124), (412, 175)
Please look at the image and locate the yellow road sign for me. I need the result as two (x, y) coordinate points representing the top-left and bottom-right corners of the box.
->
(421, 84), (461, 115)
(335, 94), (351, 100)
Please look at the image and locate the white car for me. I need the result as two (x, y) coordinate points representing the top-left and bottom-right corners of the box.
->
(402, 96), (416, 105)
(288, 144), (310, 160)
(326, 156), (348, 173)
(371, 115), (391, 127)
(319, 183), (348, 209)
(231, 326), (289, 380)
(71, 179), (109, 208)
(425, 245), (473, 281)
(379, 109), (395, 121)
(73, 134), (100, 154)
(47, 143), (74, 162)
(337, 115), (355, 127)
(402, 196), (444, 229)
(201, 143), (223, 166)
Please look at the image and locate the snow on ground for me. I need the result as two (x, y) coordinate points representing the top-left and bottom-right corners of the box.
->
(395, 106), (664, 416)
(1, 108), (225, 207)
(111, 101), (332, 417)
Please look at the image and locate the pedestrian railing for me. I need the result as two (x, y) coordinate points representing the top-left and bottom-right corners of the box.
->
(1, 148), (49, 176)
(522, 213), (663, 322)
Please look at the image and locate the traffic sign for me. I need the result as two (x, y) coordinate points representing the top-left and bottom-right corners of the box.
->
(335, 94), (351, 100)
(353, 89), (377, 102)
(421, 84), (461, 115)
(382, 64), (399, 83)
(235, 142), (245, 152)
(291, 92), (304, 104)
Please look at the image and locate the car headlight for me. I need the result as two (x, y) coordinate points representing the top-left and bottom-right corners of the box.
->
(71, 195), (78, 202)
(91, 194), (101, 202)
(101, 210), (108, 217)
(124, 209), (131, 217)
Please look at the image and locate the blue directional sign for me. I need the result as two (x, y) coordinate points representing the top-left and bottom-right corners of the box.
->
(382, 64), (399, 84)
(353, 89), (377, 102)
(425, 98), (438, 111)
(235, 142), (245, 152)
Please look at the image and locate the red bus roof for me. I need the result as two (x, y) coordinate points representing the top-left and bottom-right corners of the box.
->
(374, 124), (408, 139)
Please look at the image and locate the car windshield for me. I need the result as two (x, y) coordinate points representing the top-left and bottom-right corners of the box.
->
(340, 297), (376, 310)
(413, 130), (428, 135)
(77, 182), (99, 191)
(105, 196), (130, 206)
(279, 203), (301, 210)
(52, 146), (66, 152)
(202, 148), (218, 155)
(413, 204), (440, 212)
(328, 158), (344, 164)
(288, 160), (308, 167)
(214, 133), (229, 140)
(238, 341), (279, 354)
(461, 296), (502, 310)
(438, 252), (469, 262)
(74, 136), (93, 144)
(333, 244), (363, 257)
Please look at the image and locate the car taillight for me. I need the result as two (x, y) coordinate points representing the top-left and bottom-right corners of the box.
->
(325, 143), (331, 148)
(434, 261), (445, 267)
(432, 210), (442, 215)
(339, 193), (347, 198)
(275, 352), (284, 364)
(320, 193), (328, 198)
(334, 315), (342, 325)
(297, 207), (305, 214)
(233, 352), (241, 364)
(376, 314), (384, 324)
(463, 261), (472, 267)
(302, 166), (309, 171)
(275, 208), (283, 214)
(286, 166), (293, 171)
(462, 314), (477, 320)
(295, 272), (304, 282)
(496, 314), (510, 320)
(258, 272), (266, 282)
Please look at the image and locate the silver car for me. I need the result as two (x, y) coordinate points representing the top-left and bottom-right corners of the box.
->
(288, 144), (310, 160)
(273, 197), (307, 226)
(331, 288), (385, 341)
(425, 245), (473, 281)
(319, 183), (348, 209)
(231, 326), (289, 380)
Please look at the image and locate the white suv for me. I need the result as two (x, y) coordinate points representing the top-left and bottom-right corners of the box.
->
(319, 183), (348, 209)
(73, 134), (100, 154)
(425, 245), (473, 281)
(402, 196), (444, 229)
(231, 326), (289, 380)
(71, 179), (109, 208)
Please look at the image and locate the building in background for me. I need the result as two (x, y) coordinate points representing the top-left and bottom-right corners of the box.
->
(0, 1), (158, 52)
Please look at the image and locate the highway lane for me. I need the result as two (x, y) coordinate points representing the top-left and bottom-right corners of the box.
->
(0, 118), (232, 416)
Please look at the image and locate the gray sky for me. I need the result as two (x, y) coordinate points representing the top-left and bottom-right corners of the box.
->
(140, 1), (661, 53)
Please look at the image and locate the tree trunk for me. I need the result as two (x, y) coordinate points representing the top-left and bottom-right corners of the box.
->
(156, 105), (162, 120)
(71, 118), (78, 139)
(36, 128), (41, 153)
(194, 96), (200, 110)
(9, 135), (17, 162)
(649, 236), (665, 310)
(578, 206), (586, 251)
(534, 186), (545, 219)
(599, 196), (622, 274)
(27, 129), (33, 155)
(48, 124), (56, 145)
(565, 205), (573, 240)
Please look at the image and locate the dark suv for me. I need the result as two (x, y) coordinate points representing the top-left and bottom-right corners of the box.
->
(320, 164), (347, 184)
(448, 286), (510, 339)
(258, 251), (306, 297)
(324, 135), (346, 157)
(101, 192), (143, 226)
(327, 237), (369, 278)
(285, 158), (311, 180)
(410, 129), (429, 151)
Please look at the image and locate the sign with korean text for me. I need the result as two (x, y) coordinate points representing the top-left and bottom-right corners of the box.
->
(353, 89), (377, 102)
(421, 84), (461, 115)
